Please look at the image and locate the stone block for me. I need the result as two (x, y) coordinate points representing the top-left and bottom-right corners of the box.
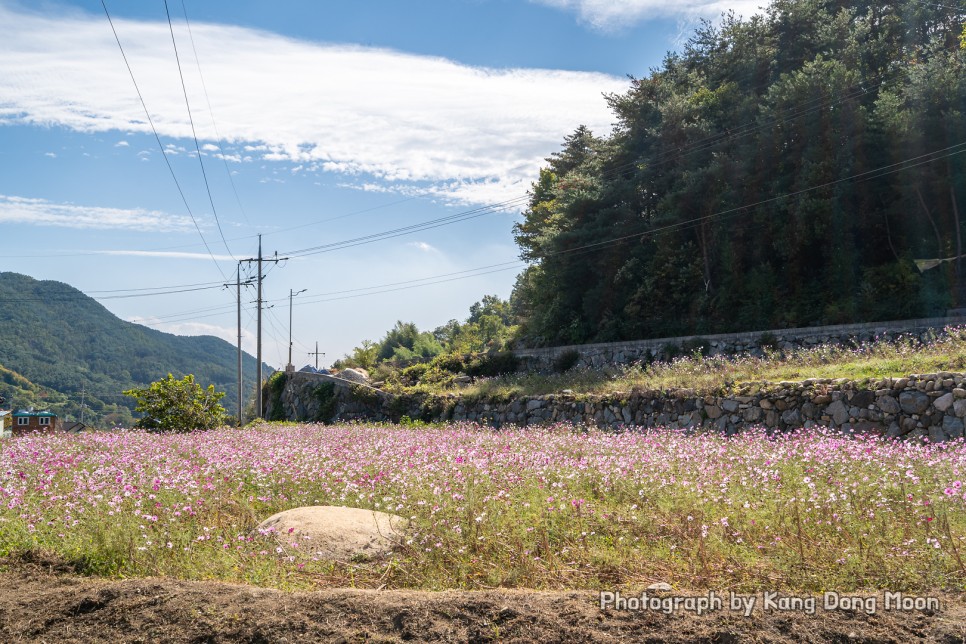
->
(850, 390), (875, 407)
(934, 392), (954, 412)
(877, 395), (900, 414)
(781, 409), (801, 426)
(827, 400), (849, 425)
(899, 391), (931, 414)
(943, 415), (965, 439)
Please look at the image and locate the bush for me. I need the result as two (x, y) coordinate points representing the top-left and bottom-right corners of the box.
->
(400, 362), (431, 386)
(123, 374), (228, 432)
(553, 349), (581, 373)
(758, 331), (779, 351)
(312, 382), (338, 423)
(661, 343), (681, 361)
(265, 371), (288, 421)
(465, 352), (520, 377)
(432, 353), (468, 374)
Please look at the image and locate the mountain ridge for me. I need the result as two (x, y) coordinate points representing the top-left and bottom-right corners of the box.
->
(0, 272), (263, 427)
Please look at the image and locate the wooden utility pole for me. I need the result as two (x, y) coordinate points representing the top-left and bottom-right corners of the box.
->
(308, 342), (325, 371)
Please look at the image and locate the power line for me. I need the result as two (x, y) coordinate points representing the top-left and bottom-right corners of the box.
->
(163, 0), (234, 260)
(82, 138), (966, 339)
(280, 195), (528, 258)
(0, 283), (231, 303)
(85, 279), (226, 293)
(180, 0), (250, 225)
(99, 0), (228, 281)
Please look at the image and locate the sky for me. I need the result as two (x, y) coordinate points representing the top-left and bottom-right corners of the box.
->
(0, 0), (763, 371)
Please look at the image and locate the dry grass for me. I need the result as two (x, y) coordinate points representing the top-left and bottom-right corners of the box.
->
(447, 328), (966, 401)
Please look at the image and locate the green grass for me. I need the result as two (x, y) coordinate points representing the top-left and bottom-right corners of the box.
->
(417, 328), (966, 401)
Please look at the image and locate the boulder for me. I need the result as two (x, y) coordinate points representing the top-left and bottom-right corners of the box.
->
(337, 368), (370, 384)
(256, 506), (407, 560)
(934, 392), (954, 413)
(899, 391), (931, 415)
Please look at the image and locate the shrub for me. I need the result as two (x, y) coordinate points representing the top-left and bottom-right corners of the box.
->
(661, 343), (682, 361)
(312, 382), (338, 423)
(400, 362), (431, 386)
(553, 349), (581, 373)
(758, 331), (779, 351)
(123, 374), (229, 432)
(465, 352), (520, 377)
(265, 371), (288, 421)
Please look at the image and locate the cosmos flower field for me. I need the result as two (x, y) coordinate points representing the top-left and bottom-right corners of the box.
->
(1, 422), (965, 592)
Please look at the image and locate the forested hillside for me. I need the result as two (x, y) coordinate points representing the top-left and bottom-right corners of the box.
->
(511, 0), (966, 346)
(0, 272), (261, 427)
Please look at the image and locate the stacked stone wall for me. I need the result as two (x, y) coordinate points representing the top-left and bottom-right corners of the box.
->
(273, 371), (966, 442)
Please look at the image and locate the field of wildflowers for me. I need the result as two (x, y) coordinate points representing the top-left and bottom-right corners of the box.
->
(1, 422), (965, 593)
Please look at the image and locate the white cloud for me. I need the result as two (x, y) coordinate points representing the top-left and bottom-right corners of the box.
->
(96, 250), (236, 261)
(128, 318), (257, 353)
(44, 151), (56, 157)
(0, 4), (626, 204)
(532, 0), (764, 30)
(0, 194), (196, 231)
(408, 241), (439, 253)
(114, 140), (129, 147)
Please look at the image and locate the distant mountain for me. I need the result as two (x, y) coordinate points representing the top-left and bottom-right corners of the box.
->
(0, 272), (263, 427)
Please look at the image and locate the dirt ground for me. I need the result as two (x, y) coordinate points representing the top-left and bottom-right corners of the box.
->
(1, 558), (964, 643)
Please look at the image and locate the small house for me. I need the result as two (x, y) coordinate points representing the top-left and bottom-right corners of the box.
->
(0, 411), (10, 439)
(11, 409), (58, 436)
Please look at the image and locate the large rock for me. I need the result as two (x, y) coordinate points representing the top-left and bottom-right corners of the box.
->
(256, 506), (407, 560)
(899, 391), (931, 415)
(336, 368), (370, 384)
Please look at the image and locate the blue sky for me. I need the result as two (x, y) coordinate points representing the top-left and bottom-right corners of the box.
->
(0, 0), (762, 370)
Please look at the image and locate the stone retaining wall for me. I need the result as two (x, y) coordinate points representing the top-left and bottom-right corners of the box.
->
(514, 315), (966, 371)
(271, 371), (966, 442)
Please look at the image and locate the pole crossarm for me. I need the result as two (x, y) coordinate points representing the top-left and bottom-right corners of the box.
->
(236, 234), (289, 420)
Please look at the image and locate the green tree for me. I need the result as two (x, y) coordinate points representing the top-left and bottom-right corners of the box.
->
(508, 0), (965, 345)
(123, 374), (228, 432)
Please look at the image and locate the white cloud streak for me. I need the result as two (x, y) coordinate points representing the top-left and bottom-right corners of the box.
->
(0, 194), (196, 231)
(95, 250), (236, 261)
(532, 0), (764, 30)
(0, 4), (627, 204)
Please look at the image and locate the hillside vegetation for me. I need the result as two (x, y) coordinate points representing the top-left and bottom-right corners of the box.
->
(510, 0), (966, 346)
(372, 326), (966, 401)
(337, 1), (966, 376)
(0, 272), (261, 427)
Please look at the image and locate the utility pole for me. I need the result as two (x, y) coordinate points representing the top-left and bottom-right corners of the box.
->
(286, 288), (307, 372)
(257, 235), (263, 415)
(236, 264), (243, 426)
(237, 234), (285, 420)
(308, 342), (325, 371)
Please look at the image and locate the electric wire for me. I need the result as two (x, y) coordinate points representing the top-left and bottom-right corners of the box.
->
(163, 0), (234, 260)
(99, 0), (228, 281)
(180, 0), (250, 225)
(125, 138), (966, 325)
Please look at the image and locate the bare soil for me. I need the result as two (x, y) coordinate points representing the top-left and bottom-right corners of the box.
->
(1, 557), (964, 643)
